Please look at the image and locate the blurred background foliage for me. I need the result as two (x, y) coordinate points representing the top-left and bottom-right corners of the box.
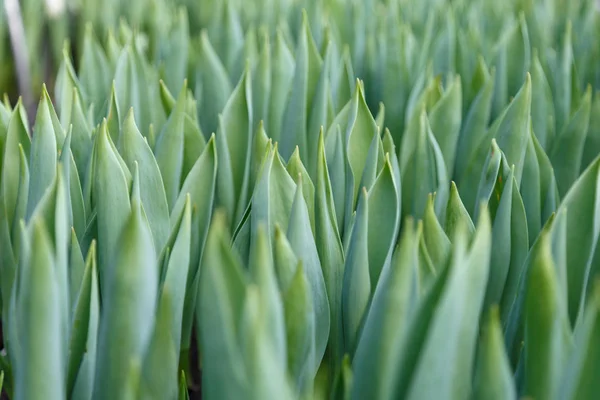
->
(1, 0), (599, 122)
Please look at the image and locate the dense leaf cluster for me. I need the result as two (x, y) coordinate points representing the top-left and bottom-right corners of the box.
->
(0, 0), (600, 399)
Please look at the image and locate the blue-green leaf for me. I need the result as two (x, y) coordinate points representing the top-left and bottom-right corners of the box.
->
(472, 307), (517, 400)
(287, 179), (330, 371)
(26, 94), (58, 220)
(550, 86), (592, 197)
(216, 67), (253, 226)
(342, 188), (370, 357)
(315, 131), (345, 369)
(524, 231), (572, 400)
(15, 219), (65, 399)
(154, 82), (187, 211)
(120, 109), (170, 253)
(92, 121), (131, 299)
(406, 207), (491, 399)
(196, 31), (233, 138)
(280, 11), (323, 161)
(197, 211), (248, 399)
(68, 242), (99, 399)
(351, 219), (419, 400)
(92, 200), (158, 400)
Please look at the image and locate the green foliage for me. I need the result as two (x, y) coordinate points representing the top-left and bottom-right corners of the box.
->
(1, 0), (600, 399)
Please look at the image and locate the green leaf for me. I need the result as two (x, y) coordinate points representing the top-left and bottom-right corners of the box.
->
(333, 46), (355, 113)
(505, 13), (531, 97)
(249, 122), (270, 192)
(559, 283), (600, 400)
(384, 232), (452, 398)
(358, 128), (383, 198)
(533, 132), (560, 224)
(10, 144), (29, 258)
(15, 218), (66, 399)
(198, 211), (248, 399)
(472, 307), (517, 400)
(351, 219), (419, 400)
(474, 140), (505, 214)
(367, 155), (400, 285)
(160, 7), (189, 95)
(307, 42), (333, 177)
(530, 49), (555, 150)
(120, 109), (170, 253)
(400, 110), (448, 219)
(248, 224), (287, 367)
(553, 21), (573, 135)
(181, 115), (207, 183)
(482, 165), (524, 313)
(252, 30), (271, 133)
(326, 125), (347, 231)
(27, 164), (71, 357)
(553, 156), (600, 325)
(56, 48), (85, 129)
(489, 73), (532, 185)
(268, 29), (295, 144)
(161, 196), (191, 356)
(582, 92), (600, 172)
(158, 80), (176, 115)
(283, 262), (315, 395)
(406, 207), (491, 400)
(287, 147), (316, 232)
(280, 11), (323, 161)
(430, 10), (456, 75)
(286, 179), (330, 371)
(196, 31), (233, 138)
(404, 71), (439, 132)
(380, 21), (410, 142)
(331, 354), (353, 400)
(315, 131), (345, 369)
(216, 66), (253, 226)
(209, 0), (243, 81)
(0, 144), (23, 318)
(461, 74), (531, 211)
(178, 371), (189, 400)
(455, 58), (494, 185)
(445, 182), (475, 242)
(140, 290), (178, 400)
(342, 188), (370, 357)
(170, 136), (217, 353)
(375, 103), (385, 134)
(67, 242), (99, 399)
(382, 129), (402, 205)
(68, 88), (93, 183)
(428, 75), (462, 172)
(496, 175), (530, 326)
(92, 121), (132, 299)
(273, 225), (299, 290)
(251, 143), (296, 241)
(7, 220), (27, 373)
(239, 286), (295, 400)
(550, 86), (592, 197)
(114, 43), (152, 132)
(344, 81), (378, 223)
(106, 83), (121, 144)
(416, 222), (438, 294)
(422, 193), (451, 268)
(92, 200), (158, 400)
(79, 24), (110, 121)
(520, 129), (543, 242)
(26, 94), (58, 220)
(524, 231), (572, 400)
(68, 229), (86, 311)
(154, 81), (187, 211)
